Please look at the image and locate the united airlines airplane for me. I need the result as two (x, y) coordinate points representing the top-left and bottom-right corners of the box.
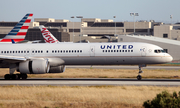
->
(0, 42), (172, 80)
(0, 13), (33, 43)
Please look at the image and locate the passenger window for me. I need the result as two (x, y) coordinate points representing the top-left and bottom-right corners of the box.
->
(1, 51), (3, 53)
(7, 51), (9, 53)
(21, 51), (23, 53)
(46, 50), (48, 53)
(80, 50), (82, 53)
(77, 50), (79, 53)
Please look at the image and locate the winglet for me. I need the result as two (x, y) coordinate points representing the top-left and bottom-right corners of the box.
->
(39, 25), (59, 43)
(0, 13), (33, 43)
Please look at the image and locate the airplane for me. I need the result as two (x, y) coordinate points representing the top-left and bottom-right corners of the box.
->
(0, 13), (33, 43)
(39, 25), (59, 43)
(0, 42), (172, 80)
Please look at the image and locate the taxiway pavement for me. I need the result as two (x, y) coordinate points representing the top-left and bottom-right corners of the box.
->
(0, 78), (179, 86)
(66, 65), (180, 70)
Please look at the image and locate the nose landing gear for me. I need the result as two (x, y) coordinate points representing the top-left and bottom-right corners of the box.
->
(137, 64), (146, 80)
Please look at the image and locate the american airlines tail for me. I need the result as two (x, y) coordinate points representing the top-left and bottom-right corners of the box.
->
(0, 13), (33, 43)
(39, 25), (59, 43)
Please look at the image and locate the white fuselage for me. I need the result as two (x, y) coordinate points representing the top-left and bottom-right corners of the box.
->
(0, 42), (173, 67)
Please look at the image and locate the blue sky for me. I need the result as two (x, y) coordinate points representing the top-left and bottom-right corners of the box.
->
(0, 0), (179, 23)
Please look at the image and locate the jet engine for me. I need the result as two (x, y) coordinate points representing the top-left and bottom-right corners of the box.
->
(49, 65), (66, 73)
(18, 59), (50, 74)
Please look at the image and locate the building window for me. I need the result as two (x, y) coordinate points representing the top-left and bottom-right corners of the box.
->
(163, 34), (168, 38)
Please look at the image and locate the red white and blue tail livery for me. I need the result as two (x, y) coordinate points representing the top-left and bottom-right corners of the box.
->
(39, 25), (59, 43)
(0, 13), (33, 43)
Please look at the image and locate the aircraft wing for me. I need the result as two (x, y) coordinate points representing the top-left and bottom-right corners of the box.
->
(0, 55), (27, 62)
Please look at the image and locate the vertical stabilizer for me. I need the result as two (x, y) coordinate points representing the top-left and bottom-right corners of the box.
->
(0, 13), (33, 43)
(39, 25), (59, 43)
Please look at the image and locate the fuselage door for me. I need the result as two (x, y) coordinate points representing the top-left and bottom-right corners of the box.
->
(141, 46), (147, 57)
(90, 46), (95, 57)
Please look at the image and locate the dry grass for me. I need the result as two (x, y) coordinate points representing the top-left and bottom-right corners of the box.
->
(0, 68), (180, 79)
(0, 86), (179, 108)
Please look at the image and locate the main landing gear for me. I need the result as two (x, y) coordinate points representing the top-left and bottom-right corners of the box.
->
(4, 74), (27, 80)
(4, 64), (28, 80)
(137, 64), (146, 80)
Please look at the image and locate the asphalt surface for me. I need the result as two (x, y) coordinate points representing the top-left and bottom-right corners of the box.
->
(66, 65), (180, 70)
(0, 65), (179, 86)
(0, 78), (180, 86)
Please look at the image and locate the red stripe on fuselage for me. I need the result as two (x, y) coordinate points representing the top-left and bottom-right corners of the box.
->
(0, 39), (24, 42)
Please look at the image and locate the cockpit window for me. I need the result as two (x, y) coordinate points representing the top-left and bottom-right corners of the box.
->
(154, 49), (166, 53)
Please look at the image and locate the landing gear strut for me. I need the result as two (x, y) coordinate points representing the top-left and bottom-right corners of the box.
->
(137, 64), (146, 80)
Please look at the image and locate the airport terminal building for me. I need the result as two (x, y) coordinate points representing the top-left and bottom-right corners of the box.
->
(0, 17), (180, 62)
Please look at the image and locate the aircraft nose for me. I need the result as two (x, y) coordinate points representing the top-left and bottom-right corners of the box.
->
(166, 54), (173, 63)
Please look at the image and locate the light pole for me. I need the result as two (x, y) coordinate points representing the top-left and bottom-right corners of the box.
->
(76, 16), (83, 43)
(113, 16), (116, 36)
(130, 13), (139, 34)
(71, 16), (74, 42)
(170, 15), (173, 25)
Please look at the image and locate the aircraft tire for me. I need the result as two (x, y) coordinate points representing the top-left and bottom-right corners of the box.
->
(4, 74), (11, 80)
(21, 74), (27, 80)
(12, 74), (19, 80)
(137, 75), (142, 80)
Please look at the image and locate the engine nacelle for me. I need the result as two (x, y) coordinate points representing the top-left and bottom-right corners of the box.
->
(18, 59), (50, 74)
(49, 65), (66, 73)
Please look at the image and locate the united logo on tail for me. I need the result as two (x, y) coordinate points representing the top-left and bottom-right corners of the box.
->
(0, 13), (33, 43)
